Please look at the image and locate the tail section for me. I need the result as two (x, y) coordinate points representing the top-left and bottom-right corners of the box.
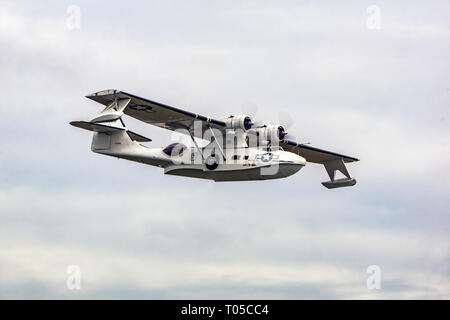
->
(70, 112), (151, 155)
(70, 92), (172, 169)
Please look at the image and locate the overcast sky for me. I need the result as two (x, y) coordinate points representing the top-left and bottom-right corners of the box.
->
(0, 0), (449, 299)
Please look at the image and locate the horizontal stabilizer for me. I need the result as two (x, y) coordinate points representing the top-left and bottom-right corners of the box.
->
(126, 131), (152, 142)
(70, 120), (123, 133)
(70, 121), (151, 142)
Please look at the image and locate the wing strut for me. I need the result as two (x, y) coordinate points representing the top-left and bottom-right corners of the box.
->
(208, 126), (226, 161)
(189, 131), (204, 161)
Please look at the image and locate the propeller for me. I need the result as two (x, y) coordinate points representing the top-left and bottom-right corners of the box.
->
(278, 110), (297, 141)
(241, 101), (264, 127)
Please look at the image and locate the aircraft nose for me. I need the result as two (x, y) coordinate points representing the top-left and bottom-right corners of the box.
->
(292, 154), (306, 166)
(289, 152), (306, 166)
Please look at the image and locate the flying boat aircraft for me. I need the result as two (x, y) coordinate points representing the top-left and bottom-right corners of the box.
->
(70, 90), (359, 188)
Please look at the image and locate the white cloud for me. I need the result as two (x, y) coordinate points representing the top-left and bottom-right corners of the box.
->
(0, 0), (449, 299)
(0, 187), (448, 299)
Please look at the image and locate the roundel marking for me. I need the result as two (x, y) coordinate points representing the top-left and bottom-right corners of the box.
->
(261, 152), (273, 162)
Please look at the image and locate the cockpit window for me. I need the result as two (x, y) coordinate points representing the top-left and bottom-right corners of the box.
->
(163, 143), (187, 156)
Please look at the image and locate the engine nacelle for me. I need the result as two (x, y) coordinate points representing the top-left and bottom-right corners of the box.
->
(224, 115), (253, 131)
(253, 125), (287, 145)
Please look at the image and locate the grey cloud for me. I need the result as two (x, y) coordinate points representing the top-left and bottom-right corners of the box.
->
(0, 0), (449, 299)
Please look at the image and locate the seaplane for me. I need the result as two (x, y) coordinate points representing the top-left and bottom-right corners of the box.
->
(70, 90), (359, 188)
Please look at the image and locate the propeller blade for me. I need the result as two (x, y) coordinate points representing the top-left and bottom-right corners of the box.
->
(278, 110), (294, 130)
(241, 101), (265, 128)
(283, 133), (298, 141)
(241, 101), (259, 118)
